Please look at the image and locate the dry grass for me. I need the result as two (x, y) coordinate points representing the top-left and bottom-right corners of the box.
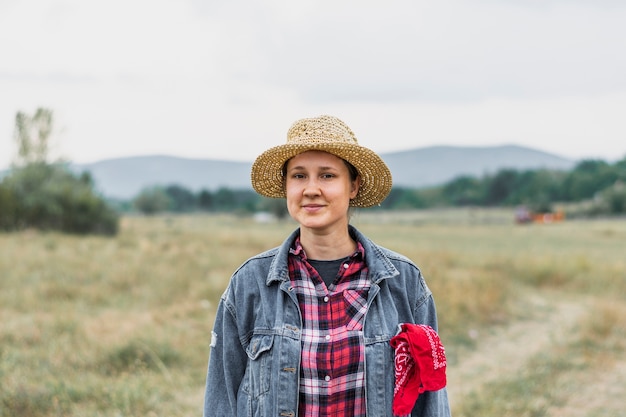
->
(1, 210), (624, 416)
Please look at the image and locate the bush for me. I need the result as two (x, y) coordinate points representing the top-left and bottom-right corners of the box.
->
(589, 181), (626, 215)
(132, 187), (172, 215)
(0, 163), (119, 235)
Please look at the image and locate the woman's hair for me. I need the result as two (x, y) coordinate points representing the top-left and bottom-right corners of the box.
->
(344, 160), (359, 182)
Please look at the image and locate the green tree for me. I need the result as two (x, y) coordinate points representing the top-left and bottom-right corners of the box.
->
(484, 169), (520, 206)
(510, 169), (567, 211)
(164, 184), (197, 212)
(133, 187), (172, 215)
(615, 156), (626, 173)
(563, 159), (617, 201)
(1, 163), (118, 234)
(1, 108), (119, 235)
(380, 187), (429, 209)
(213, 187), (236, 210)
(442, 176), (485, 206)
(197, 189), (214, 211)
(13, 107), (54, 166)
(594, 180), (626, 214)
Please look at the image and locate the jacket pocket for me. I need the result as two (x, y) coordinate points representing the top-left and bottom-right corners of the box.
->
(365, 336), (396, 416)
(242, 334), (274, 398)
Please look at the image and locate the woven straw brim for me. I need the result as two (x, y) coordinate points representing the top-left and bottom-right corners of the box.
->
(251, 142), (392, 208)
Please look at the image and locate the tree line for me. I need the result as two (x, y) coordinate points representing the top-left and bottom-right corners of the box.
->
(383, 158), (626, 214)
(129, 157), (626, 217)
(128, 185), (288, 218)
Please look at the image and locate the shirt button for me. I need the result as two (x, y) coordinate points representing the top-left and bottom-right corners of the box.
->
(343, 263), (349, 269)
(324, 375), (331, 382)
(325, 334), (331, 341)
(323, 296), (329, 302)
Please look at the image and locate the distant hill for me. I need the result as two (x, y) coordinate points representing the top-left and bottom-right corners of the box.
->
(70, 145), (574, 199)
(72, 156), (252, 200)
(381, 145), (575, 188)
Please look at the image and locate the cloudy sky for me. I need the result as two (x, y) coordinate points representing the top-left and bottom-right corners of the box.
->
(1, 0), (625, 170)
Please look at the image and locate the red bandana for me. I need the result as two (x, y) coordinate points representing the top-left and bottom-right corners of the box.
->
(390, 324), (447, 416)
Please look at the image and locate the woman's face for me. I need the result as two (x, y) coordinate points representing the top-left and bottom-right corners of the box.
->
(284, 151), (360, 232)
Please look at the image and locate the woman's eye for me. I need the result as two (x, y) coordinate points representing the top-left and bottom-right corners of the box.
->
(321, 174), (334, 179)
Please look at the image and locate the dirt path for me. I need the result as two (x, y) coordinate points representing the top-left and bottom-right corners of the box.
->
(446, 293), (588, 411)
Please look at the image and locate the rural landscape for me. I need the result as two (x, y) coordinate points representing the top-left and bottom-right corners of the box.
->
(1, 211), (625, 416)
(1, 109), (625, 416)
(3, 1), (626, 415)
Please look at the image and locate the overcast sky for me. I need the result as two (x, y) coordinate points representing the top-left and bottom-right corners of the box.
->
(1, 0), (625, 170)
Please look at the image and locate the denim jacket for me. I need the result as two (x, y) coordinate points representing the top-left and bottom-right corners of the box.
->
(203, 226), (451, 417)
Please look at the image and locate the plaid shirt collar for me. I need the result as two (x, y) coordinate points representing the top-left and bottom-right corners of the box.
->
(289, 234), (366, 266)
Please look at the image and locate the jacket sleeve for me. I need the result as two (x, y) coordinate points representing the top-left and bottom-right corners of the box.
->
(412, 274), (451, 417)
(203, 294), (246, 417)
(413, 272), (439, 331)
(412, 388), (451, 417)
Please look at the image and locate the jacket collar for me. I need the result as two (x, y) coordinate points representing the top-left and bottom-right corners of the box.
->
(266, 225), (399, 286)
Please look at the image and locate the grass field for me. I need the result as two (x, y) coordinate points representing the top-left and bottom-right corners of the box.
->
(1, 210), (625, 416)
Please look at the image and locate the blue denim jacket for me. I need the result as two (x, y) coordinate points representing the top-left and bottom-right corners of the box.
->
(204, 226), (451, 417)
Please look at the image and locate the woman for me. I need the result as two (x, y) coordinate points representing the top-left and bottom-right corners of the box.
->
(204, 115), (450, 416)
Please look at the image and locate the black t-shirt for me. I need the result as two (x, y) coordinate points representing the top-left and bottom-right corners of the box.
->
(308, 257), (350, 287)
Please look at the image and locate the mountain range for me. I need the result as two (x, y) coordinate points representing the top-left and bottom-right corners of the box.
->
(72, 145), (575, 200)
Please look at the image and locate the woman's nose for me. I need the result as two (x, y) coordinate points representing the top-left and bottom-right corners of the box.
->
(302, 179), (321, 196)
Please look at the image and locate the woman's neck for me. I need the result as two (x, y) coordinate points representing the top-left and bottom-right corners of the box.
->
(299, 226), (356, 261)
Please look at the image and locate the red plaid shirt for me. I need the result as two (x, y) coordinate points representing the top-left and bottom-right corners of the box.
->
(288, 236), (370, 417)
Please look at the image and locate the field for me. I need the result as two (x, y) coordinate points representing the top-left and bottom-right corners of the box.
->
(1, 210), (625, 417)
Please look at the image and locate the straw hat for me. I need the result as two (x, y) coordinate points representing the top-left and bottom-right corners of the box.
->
(251, 115), (392, 207)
